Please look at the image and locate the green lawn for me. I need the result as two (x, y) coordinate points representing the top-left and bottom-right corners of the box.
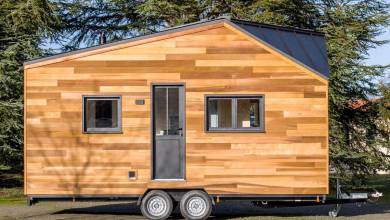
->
(0, 169), (25, 205)
(0, 187), (25, 205)
(367, 174), (390, 203)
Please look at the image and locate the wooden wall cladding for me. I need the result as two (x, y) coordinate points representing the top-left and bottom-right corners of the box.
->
(25, 25), (328, 196)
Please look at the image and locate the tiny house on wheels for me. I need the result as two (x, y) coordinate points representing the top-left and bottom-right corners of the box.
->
(24, 17), (329, 219)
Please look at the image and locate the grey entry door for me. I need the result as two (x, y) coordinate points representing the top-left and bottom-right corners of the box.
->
(152, 85), (185, 180)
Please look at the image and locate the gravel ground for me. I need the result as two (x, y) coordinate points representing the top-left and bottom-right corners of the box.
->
(0, 201), (389, 220)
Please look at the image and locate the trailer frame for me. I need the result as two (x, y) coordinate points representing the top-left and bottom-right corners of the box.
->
(28, 178), (382, 218)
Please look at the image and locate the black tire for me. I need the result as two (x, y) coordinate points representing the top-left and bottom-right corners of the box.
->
(140, 190), (173, 220)
(180, 190), (212, 220)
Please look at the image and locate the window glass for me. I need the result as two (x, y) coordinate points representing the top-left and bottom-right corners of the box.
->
(154, 87), (180, 136)
(168, 88), (179, 135)
(206, 96), (264, 132)
(207, 99), (232, 128)
(84, 97), (121, 133)
(154, 88), (167, 135)
(237, 99), (259, 128)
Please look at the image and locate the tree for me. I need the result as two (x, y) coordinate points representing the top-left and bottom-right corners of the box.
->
(378, 82), (390, 124)
(0, 0), (57, 171)
(376, 82), (390, 170)
(320, 0), (389, 177)
(53, 0), (145, 50)
(53, 0), (255, 47)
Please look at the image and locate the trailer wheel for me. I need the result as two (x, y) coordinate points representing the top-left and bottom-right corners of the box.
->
(329, 210), (337, 218)
(180, 190), (212, 220)
(140, 190), (173, 220)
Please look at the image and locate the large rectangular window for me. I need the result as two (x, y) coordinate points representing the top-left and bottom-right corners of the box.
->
(83, 96), (122, 133)
(205, 95), (264, 132)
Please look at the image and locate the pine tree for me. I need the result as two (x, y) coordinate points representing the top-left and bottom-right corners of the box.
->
(53, 0), (144, 50)
(53, 0), (255, 47)
(0, 0), (57, 171)
(320, 0), (389, 177)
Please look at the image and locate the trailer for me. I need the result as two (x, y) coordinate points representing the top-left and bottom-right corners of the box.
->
(251, 177), (383, 217)
(24, 17), (339, 219)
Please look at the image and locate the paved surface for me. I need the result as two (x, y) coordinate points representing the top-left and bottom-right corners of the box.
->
(0, 201), (389, 219)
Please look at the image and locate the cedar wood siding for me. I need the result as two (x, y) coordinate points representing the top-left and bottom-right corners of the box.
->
(24, 23), (329, 196)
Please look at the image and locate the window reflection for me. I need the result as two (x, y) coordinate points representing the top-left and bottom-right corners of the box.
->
(237, 99), (259, 128)
(207, 99), (232, 128)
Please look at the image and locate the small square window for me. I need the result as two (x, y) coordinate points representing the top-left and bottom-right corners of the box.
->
(83, 96), (122, 133)
(205, 95), (264, 132)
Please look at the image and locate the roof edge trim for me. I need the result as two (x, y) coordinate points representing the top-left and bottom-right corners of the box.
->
(24, 18), (228, 68)
(230, 18), (325, 36)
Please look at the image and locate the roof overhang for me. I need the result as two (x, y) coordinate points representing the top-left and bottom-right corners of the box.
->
(24, 18), (228, 69)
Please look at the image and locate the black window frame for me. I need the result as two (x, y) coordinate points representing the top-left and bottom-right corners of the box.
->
(82, 95), (122, 134)
(205, 95), (265, 133)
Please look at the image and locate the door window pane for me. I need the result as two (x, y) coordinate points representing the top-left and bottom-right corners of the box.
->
(154, 88), (167, 136)
(154, 87), (181, 136)
(207, 99), (232, 128)
(83, 96), (121, 133)
(237, 99), (260, 128)
(168, 88), (179, 135)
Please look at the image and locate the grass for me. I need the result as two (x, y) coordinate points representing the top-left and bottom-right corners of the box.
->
(0, 165), (12, 171)
(0, 188), (25, 205)
(0, 169), (25, 205)
(367, 174), (390, 203)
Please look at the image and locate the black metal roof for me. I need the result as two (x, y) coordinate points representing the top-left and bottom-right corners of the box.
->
(230, 19), (329, 78)
(25, 17), (329, 79)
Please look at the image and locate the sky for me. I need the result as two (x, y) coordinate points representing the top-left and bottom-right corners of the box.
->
(366, 0), (390, 82)
(366, 22), (390, 67)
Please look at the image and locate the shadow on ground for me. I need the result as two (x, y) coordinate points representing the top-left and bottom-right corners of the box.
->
(53, 201), (390, 219)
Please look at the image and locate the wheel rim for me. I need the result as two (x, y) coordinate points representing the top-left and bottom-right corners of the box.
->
(186, 196), (207, 217)
(147, 195), (168, 217)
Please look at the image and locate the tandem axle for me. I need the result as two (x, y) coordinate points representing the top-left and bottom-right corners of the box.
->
(27, 178), (383, 219)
